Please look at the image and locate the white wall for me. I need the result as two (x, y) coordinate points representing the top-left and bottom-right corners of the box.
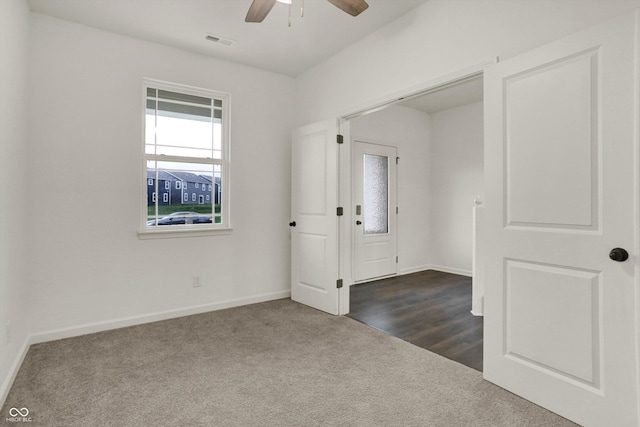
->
(0, 0), (31, 403)
(350, 105), (431, 274)
(429, 102), (484, 275)
(295, 0), (640, 125)
(26, 14), (296, 337)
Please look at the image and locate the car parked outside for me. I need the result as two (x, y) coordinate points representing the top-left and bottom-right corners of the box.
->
(147, 211), (213, 226)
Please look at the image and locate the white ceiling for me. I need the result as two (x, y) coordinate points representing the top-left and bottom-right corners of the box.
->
(27, 0), (428, 77)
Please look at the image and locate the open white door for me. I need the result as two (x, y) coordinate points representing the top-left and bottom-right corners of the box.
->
(484, 11), (638, 426)
(291, 119), (341, 315)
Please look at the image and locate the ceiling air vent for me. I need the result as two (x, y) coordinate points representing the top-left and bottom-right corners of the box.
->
(205, 34), (235, 46)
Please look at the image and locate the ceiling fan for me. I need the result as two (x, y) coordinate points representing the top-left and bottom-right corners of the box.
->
(245, 0), (369, 23)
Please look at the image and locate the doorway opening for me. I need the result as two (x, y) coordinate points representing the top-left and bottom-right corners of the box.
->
(346, 75), (485, 369)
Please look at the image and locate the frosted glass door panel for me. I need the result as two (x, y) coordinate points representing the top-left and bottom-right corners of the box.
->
(364, 154), (389, 234)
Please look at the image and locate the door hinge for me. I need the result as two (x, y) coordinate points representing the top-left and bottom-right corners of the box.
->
(337, 279), (343, 288)
(396, 206), (399, 214)
(396, 256), (399, 263)
(337, 207), (344, 216)
(396, 157), (399, 164)
(337, 134), (344, 144)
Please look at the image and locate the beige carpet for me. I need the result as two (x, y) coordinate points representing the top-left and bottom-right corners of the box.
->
(2, 299), (577, 426)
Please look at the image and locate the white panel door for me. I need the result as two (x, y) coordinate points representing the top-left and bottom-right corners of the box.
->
(484, 11), (638, 426)
(291, 120), (340, 315)
(353, 141), (397, 282)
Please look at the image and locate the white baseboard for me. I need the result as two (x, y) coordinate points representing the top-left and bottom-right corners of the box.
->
(399, 265), (472, 278)
(427, 264), (473, 277)
(0, 335), (31, 409)
(399, 265), (432, 275)
(30, 289), (291, 345)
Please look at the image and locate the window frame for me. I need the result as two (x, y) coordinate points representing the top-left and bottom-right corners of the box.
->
(138, 79), (232, 239)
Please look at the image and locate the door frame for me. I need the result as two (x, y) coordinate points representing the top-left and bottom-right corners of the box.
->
(336, 59), (495, 316)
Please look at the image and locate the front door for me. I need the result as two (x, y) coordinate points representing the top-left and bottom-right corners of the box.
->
(353, 140), (397, 283)
(483, 11), (638, 426)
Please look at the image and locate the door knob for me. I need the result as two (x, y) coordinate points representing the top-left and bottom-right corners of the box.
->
(289, 221), (296, 227)
(609, 248), (629, 262)
(356, 220), (362, 225)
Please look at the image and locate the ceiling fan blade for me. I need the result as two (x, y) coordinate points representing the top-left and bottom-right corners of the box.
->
(245, 0), (277, 22)
(326, 0), (369, 17)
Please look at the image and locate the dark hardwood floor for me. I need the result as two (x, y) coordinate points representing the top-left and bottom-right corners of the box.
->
(347, 270), (483, 371)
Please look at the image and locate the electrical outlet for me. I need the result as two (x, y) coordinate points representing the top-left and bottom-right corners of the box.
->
(192, 275), (202, 288)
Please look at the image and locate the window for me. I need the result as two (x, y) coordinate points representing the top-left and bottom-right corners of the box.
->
(142, 79), (229, 235)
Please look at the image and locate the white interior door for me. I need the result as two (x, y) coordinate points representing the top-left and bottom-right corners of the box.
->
(484, 11), (638, 426)
(291, 120), (341, 315)
(353, 141), (397, 282)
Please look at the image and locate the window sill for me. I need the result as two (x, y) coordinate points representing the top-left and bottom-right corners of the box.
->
(137, 226), (233, 240)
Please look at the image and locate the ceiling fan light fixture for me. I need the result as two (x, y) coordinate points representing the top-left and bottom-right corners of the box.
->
(245, 0), (367, 23)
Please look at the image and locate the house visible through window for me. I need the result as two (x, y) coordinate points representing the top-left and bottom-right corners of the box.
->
(144, 79), (229, 230)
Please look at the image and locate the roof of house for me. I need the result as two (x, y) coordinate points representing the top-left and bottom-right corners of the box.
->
(167, 171), (211, 184)
(146, 171), (220, 185)
(146, 170), (177, 181)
